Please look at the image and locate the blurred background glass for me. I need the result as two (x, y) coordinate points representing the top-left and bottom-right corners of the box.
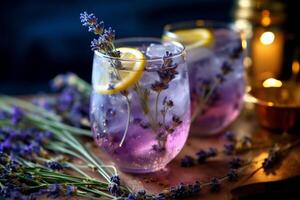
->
(0, 0), (298, 95)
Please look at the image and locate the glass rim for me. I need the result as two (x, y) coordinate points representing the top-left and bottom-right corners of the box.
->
(94, 37), (186, 62)
(163, 19), (239, 33)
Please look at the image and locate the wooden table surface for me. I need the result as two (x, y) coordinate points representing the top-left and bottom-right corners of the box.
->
(56, 103), (300, 200)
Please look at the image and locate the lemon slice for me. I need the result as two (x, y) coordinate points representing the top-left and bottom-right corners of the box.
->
(163, 28), (213, 50)
(94, 47), (145, 94)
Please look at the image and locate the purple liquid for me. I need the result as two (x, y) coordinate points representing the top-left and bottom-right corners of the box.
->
(91, 115), (190, 173)
(188, 29), (245, 135)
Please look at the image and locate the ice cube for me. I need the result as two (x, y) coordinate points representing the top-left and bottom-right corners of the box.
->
(164, 42), (181, 54)
(146, 44), (167, 59)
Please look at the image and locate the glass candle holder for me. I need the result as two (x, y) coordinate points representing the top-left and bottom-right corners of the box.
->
(90, 38), (190, 173)
(163, 21), (245, 136)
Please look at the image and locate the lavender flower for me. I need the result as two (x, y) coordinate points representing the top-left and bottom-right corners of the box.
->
(262, 146), (281, 171)
(110, 175), (120, 185)
(229, 157), (242, 169)
(45, 161), (64, 170)
(153, 193), (166, 200)
(108, 175), (122, 196)
(196, 150), (207, 163)
(0, 127), (52, 159)
(0, 110), (8, 120)
(224, 131), (236, 142)
(207, 147), (217, 157)
(209, 177), (220, 192)
(181, 155), (194, 167)
(196, 148), (217, 163)
(80, 12), (104, 35)
(167, 181), (201, 199)
(126, 193), (138, 200)
(223, 143), (235, 155)
(227, 169), (238, 182)
(108, 182), (121, 196)
(125, 190), (147, 200)
(80, 11), (118, 57)
(47, 184), (61, 198)
(151, 81), (168, 92)
(66, 185), (77, 196)
(221, 62), (233, 75)
(11, 106), (23, 125)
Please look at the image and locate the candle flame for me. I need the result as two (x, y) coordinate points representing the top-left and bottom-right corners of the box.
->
(260, 31), (275, 45)
(292, 60), (300, 75)
(261, 10), (271, 27)
(263, 78), (282, 88)
(238, 0), (251, 8)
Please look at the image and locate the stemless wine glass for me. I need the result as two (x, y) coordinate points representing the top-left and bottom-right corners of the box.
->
(163, 21), (245, 136)
(90, 38), (190, 173)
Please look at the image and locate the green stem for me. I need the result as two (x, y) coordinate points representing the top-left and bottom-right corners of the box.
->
(46, 142), (87, 161)
(119, 95), (131, 147)
(78, 186), (114, 199)
(0, 95), (61, 121)
(67, 162), (92, 179)
(134, 83), (157, 131)
(155, 91), (161, 123)
(191, 79), (219, 122)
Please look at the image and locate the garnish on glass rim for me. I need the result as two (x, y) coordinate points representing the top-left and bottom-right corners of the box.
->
(80, 11), (137, 146)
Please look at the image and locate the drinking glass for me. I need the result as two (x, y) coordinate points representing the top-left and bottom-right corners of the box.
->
(90, 38), (190, 173)
(163, 20), (245, 136)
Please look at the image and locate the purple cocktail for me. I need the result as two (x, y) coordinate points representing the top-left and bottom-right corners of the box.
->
(90, 38), (190, 173)
(163, 21), (245, 135)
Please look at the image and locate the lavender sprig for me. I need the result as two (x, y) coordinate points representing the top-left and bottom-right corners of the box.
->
(80, 11), (118, 57)
(80, 12), (132, 147)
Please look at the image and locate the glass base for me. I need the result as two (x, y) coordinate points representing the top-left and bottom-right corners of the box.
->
(119, 165), (166, 174)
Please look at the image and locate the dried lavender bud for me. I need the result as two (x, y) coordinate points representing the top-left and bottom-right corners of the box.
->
(136, 190), (146, 200)
(229, 157), (242, 169)
(152, 144), (166, 152)
(151, 81), (168, 92)
(262, 146), (280, 171)
(0, 110), (8, 120)
(47, 184), (61, 198)
(221, 62), (233, 75)
(126, 193), (138, 200)
(80, 12), (104, 35)
(181, 155), (195, 167)
(209, 177), (220, 193)
(108, 183), (121, 196)
(224, 131), (236, 142)
(193, 181), (201, 194)
(196, 150), (208, 163)
(177, 183), (188, 198)
(207, 147), (217, 157)
(45, 161), (64, 171)
(227, 169), (238, 182)
(110, 175), (120, 185)
(11, 106), (23, 125)
(153, 193), (166, 200)
(223, 143), (235, 155)
(216, 74), (225, 83)
(66, 185), (77, 196)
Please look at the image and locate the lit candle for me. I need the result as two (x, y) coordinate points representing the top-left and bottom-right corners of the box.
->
(251, 28), (284, 81)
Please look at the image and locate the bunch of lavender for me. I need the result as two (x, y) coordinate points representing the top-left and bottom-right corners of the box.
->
(31, 72), (92, 128)
(0, 97), (130, 199)
(0, 152), (118, 199)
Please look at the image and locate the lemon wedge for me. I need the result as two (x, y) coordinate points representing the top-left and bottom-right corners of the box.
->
(94, 47), (145, 94)
(163, 28), (213, 50)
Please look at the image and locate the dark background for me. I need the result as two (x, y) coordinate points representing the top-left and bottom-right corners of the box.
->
(0, 0), (298, 94)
